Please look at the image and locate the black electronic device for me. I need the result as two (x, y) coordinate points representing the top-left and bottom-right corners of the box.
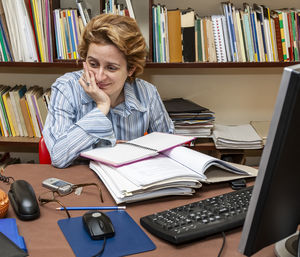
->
(8, 180), (40, 221)
(239, 64), (300, 257)
(140, 186), (253, 244)
(82, 211), (115, 240)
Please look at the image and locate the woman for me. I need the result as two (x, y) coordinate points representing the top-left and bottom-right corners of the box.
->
(43, 14), (174, 168)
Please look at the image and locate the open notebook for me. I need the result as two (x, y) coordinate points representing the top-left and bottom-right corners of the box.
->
(81, 132), (194, 167)
(89, 146), (258, 204)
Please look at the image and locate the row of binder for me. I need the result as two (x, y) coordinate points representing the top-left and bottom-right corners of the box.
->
(0, 0), (53, 62)
(53, 8), (85, 60)
(152, 2), (300, 63)
(0, 0), (91, 62)
(0, 85), (50, 138)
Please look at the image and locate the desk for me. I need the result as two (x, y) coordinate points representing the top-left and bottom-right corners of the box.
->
(1, 164), (274, 257)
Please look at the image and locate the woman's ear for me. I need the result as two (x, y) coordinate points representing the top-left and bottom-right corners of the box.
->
(128, 66), (136, 77)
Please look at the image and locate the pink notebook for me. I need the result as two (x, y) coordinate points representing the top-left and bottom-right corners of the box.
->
(80, 132), (194, 167)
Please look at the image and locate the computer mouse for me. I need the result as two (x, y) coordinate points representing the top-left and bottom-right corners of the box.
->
(82, 211), (115, 240)
(8, 180), (40, 221)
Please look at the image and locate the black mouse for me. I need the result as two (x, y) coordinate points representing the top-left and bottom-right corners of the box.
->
(8, 180), (40, 221)
(82, 211), (115, 240)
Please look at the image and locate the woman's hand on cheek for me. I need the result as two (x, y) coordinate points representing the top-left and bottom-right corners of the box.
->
(79, 62), (111, 115)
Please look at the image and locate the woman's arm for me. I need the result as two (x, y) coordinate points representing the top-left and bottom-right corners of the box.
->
(43, 79), (116, 168)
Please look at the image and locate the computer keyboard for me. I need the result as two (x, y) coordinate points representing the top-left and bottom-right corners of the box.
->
(140, 186), (253, 244)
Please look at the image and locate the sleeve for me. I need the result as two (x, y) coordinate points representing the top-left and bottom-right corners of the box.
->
(42, 81), (116, 168)
(148, 88), (174, 134)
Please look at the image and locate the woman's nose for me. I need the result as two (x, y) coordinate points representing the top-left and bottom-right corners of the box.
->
(95, 68), (107, 81)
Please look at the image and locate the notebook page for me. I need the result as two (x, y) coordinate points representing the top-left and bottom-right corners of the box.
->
(81, 143), (157, 166)
(129, 132), (194, 152)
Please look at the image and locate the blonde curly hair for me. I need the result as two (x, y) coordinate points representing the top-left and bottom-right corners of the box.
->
(78, 13), (147, 82)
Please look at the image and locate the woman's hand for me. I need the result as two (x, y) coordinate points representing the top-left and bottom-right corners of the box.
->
(79, 62), (111, 115)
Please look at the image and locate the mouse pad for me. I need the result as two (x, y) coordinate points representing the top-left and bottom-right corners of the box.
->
(57, 211), (156, 257)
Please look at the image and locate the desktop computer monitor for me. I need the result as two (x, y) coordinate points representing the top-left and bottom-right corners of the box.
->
(239, 64), (300, 257)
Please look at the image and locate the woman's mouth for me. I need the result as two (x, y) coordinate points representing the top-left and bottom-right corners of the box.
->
(97, 83), (110, 89)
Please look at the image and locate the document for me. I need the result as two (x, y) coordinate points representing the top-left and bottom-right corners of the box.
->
(212, 124), (263, 149)
(81, 132), (195, 167)
(90, 146), (258, 204)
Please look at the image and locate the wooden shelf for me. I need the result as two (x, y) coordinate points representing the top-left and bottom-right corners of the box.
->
(0, 137), (40, 153)
(145, 61), (300, 68)
(0, 61), (299, 69)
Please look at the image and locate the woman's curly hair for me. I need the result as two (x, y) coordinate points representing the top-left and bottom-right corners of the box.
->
(78, 14), (147, 82)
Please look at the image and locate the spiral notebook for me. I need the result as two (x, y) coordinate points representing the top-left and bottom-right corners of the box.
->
(80, 132), (194, 167)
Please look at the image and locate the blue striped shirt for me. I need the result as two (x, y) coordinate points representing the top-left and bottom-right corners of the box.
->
(42, 70), (174, 168)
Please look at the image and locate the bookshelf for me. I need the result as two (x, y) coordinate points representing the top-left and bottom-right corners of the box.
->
(0, 0), (299, 155)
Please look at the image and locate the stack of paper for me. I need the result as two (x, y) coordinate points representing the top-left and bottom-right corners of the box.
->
(89, 146), (258, 204)
(212, 124), (263, 149)
(163, 98), (215, 137)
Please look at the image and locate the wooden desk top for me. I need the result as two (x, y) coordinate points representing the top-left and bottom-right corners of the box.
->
(0, 164), (274, 257)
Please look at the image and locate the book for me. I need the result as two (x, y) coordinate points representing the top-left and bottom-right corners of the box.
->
(125, 0), (135, 19)
(180, 8), (195, 62)
(76, 0), (90, 26)
(81, 132), (195, 167)
(163, 97), (208, 113)
(19, 96), (35, 137)
(89, 146), (258, 204)
(212, 15), (227, 62)
(25, 86), (41, 137)
(167, 9), (182, 63)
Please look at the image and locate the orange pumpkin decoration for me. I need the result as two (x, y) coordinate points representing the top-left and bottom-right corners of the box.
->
(0, 189), (9, 218)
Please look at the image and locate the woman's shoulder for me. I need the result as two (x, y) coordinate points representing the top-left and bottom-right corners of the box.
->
(52, 70), (82, 90)
(133, 78), (158, 94)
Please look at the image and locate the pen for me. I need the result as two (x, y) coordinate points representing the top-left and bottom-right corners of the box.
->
(56, 206), (126, 211)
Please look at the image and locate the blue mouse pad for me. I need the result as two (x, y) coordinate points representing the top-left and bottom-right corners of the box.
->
(57, 211), (156, 257)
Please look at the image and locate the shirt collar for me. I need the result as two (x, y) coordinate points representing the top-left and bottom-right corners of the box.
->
(112, 82), (147, 117)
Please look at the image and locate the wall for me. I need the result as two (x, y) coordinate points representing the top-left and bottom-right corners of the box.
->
(0, 66), (282, 125)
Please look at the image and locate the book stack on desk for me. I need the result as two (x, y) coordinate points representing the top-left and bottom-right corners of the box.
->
(163, 98), (215, 137)
(212, 124), (263, 149)
(83, 132), (258, 204)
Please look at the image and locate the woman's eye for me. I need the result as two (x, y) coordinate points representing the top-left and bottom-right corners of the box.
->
(89, 62), (98, 68)
(107, 66), (118, 71)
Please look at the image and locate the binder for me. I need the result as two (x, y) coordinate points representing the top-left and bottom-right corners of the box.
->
(0, 218), (27, 252)
(167, 9), (182, 62)
(58, 211), (155, 257)
(180, 8), (195, 62)
(212, 15), (227, 62)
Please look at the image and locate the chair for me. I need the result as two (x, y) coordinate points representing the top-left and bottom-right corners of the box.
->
(39, 136), (51, 164)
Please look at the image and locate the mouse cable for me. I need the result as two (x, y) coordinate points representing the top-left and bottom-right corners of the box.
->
(92, 237), (107, 257)
(217, 232), (226, 257)
(0, 170), (14, 184)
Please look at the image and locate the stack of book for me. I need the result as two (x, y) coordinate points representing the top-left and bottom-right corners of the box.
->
(0, 85), (50, 138)
(212, 124), (263, 149)
(83, 132), (258, 204)
(0, 0), (54, 62)
(163, 98), (215, 137)
(152, 2), (300, 63)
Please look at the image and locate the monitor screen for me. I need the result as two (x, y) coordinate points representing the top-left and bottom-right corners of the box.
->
(239, 64), (300, 256)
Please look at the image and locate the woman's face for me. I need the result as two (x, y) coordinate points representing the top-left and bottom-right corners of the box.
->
(85, 43), (134, 99)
